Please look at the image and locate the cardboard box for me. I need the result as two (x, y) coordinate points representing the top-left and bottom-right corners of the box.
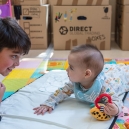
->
(116, 5), (129, 50)
(18, 5), (49, 49)
(115, 4), (119, 42)
(115, 4), (121, 43)
(119, 5), (129, 26)
(118, 25), (129, 50)
(13, 0), (48, 6)
(48, 0), (109, 6)
(117, 0), (129, 5)
(116, 5), (129, 26)
(53, 6), (111, 50)
(49, 0), (109, 38)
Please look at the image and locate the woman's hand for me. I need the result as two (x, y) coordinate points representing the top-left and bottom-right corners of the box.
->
(0, 82), (6, 102)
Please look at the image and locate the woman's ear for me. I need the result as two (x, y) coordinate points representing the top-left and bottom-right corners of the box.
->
(85, 69), (92, 78)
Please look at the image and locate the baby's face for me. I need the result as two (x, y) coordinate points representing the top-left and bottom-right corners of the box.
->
(0, 48), (23, 76)
(66, 53), (86, 83)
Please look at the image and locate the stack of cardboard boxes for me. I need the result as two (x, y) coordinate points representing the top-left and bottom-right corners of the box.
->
(1, 0), (112, 50)
(48, 0), (112, 50)
(116, 0), (129, 50)
(11, 0), (49, 49)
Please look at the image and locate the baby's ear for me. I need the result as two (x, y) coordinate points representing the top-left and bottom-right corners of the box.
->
(85, 69), (92, 78)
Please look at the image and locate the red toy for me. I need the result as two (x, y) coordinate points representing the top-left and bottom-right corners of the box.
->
(90, 93), (112, 121)
(95, 93), (112, 109)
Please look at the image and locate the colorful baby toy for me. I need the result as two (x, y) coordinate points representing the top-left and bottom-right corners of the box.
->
(90, 93), (112, 121)
(124, 122), (129, 129)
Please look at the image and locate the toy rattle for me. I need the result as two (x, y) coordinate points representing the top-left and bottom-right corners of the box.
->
(124, 122), (129, 129)
(90, 93), (112, 121)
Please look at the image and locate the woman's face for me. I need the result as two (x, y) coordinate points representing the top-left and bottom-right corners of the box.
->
(0, 48), (22, 76)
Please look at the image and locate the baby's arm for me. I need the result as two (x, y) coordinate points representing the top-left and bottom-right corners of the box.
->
(0, 82), (6, 102)
(103, 94), (121, 116)
(33, 81), (74, 115)
(101, 86), (123, 116)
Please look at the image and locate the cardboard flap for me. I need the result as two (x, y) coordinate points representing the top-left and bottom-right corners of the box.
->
(56, 0), (62, 5)
(50, 0), (109, 6)
(86, 0), (93, 5)
(13, 0), (20, 5)
(57, 0), (78, 5)
(72, 0), (78, 5)
(96, 0), (103, 5)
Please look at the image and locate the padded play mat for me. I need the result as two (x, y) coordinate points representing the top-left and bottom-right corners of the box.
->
(1, 58), (129, 129)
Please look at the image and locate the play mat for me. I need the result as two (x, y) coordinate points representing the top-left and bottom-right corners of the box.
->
(1, 58), (129, 129)
(2, 58), (129, 101)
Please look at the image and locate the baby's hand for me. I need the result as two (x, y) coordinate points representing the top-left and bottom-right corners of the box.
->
(0, 83), (6, 102)
(33, 105), (53, 115)
(104, 103), (118, 116)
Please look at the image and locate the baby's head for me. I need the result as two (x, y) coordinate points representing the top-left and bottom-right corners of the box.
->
(67, 44), (104, 85)
(0, 17), (31, 76)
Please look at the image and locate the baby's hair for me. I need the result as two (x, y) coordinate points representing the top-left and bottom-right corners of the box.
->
(0, 17), (31, 54)
(71, 44), (104, 77)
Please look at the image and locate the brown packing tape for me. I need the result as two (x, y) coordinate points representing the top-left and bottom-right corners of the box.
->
(57, 0), (78, 5)
(1, 0), (14, 4)
(14, 0), (20, 5)
(72, 0), (78, 6)
(1, 0), (6, 4)
(96, 0), (103, 5)
(100, 41), (105, 50)
(57, 0), (62, 6)
(86, 0), (94, 5)
(65, 39), (106, 50)
(86, 37), (92, 43)
(72, 39), (77, 46)
(65, 39), (71, 50)
(86, 38), (105, 50)
(65, 39), (77, 50)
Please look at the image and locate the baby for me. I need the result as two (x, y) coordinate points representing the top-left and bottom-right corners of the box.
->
(34, 44), (129, 116)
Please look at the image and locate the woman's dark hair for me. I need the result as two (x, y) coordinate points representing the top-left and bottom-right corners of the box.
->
(0, 17), (31, 54)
